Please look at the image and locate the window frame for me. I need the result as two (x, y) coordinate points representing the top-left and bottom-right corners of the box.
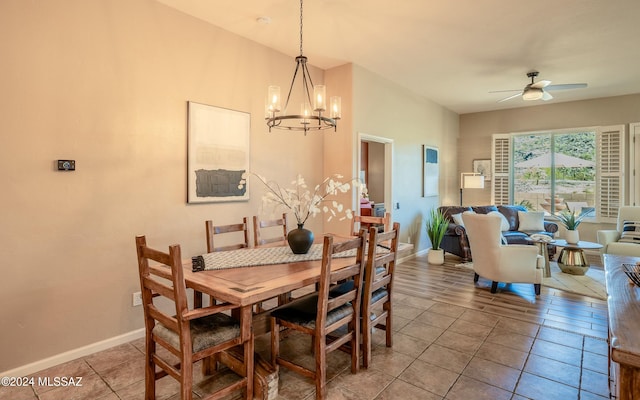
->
(491, 124), (626, 223)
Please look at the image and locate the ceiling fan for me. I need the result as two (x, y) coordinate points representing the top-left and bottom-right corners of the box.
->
(491, 71), (588, 103)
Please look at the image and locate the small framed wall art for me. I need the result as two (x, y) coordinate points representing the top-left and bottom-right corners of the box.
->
(473, 159), (491, 181)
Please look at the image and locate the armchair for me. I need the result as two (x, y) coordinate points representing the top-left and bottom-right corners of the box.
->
(462, 213), (543, 296)
(597, 206), (640, 259)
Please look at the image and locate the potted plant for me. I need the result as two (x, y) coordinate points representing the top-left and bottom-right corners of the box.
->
(426, 208), (448, 265)
(557, 209), (587, 244)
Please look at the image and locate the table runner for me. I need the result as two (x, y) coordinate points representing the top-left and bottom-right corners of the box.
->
(192, 244), (357, 272)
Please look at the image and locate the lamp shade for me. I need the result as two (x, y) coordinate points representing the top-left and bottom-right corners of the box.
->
(462, 174), (485, 189)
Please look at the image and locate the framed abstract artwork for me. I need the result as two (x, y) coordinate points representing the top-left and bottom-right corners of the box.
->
(187, 101), (251, 203)
(473, 159), (491, 181)
(423, 145), (439, 197)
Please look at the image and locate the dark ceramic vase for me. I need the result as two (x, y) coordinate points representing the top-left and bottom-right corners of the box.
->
(287, 223), (314, 254)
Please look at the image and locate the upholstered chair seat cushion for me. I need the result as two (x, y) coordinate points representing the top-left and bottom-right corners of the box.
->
(153, 313), (240, 354)
(271, 294), (353, 329)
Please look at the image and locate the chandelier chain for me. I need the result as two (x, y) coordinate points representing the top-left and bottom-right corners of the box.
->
(299, 0), (304, 56)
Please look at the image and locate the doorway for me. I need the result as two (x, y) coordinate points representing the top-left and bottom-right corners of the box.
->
(358, 133), (394, 218)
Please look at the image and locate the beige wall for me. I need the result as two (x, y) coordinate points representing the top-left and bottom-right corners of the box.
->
(0, 0), (333, 372)
(1, 0), (460, 372)
(459, 94), (640, 241)
(350, 65), (460, 250)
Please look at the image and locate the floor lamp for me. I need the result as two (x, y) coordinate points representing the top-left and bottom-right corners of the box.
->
(460, 173), (485, 206)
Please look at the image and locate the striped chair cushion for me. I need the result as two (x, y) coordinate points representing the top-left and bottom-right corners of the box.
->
(619, 221), (640, 244)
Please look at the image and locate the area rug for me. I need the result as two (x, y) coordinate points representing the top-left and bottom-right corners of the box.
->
(454, 261), (606, 300)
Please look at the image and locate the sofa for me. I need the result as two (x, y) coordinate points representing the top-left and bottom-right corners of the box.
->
(438, 205), (558, 262)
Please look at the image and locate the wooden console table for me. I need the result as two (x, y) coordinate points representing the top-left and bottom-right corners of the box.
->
(604, 254), (640, 399)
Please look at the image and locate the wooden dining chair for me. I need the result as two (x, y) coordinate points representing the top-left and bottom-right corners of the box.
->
(361, 222), (400, 368)
(135, 235), (253, 400)
(252, 212), (292, 313)
(270, 232), (367, 400)
(202, 218), (250, 307)
(205, 218), (250, 253)
(350, 212), (391, 236)
(253, 213), (288, 247)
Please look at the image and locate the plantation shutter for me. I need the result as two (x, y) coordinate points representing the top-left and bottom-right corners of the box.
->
(491, 134), (511, 205)
(596, 125), (625, 222)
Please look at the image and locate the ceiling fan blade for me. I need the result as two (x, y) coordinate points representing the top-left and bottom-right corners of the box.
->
(545, 83), (588, 91)
(531, 80), (551, 89)
(497, 92), (523, 103)
(541, 91), (553, 101)
(488, 89), (521, 93)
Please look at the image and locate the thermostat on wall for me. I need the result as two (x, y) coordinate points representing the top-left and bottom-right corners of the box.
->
(57, 160), (75, 171)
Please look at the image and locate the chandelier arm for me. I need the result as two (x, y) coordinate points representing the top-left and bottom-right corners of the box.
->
(283, 60), (302, 112)
(301, 60), (314, 110)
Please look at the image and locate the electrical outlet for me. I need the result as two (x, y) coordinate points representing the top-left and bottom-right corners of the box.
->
(132, 291), (142, 307)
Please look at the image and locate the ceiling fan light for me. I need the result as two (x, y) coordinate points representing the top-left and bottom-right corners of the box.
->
(522, 87), (544, 101)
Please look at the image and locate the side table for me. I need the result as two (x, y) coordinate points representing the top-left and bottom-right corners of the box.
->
(528, 238), (553, 277)
(553, 239), (603, 275)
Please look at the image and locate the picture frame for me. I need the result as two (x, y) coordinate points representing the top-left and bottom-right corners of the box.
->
(187, 101), (251, 203)
(473, 159), (491, 181)
(423, 145), (439, 197)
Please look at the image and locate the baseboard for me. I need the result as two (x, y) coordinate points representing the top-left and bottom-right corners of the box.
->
(1, 328), (145, 377)
(397, 247), (427, 264)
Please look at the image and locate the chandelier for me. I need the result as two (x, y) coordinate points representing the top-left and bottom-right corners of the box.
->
(265, 0), (341, 134)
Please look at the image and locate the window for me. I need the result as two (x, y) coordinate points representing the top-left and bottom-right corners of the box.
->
(492, 125), (625, 222)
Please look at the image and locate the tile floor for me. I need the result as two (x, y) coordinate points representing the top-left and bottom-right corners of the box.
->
(1, 259), (611, 400)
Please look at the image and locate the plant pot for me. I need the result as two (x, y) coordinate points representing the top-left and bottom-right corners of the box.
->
(565, 229), (580, 244)
(287, 224), (314, 254)
(427, 248), (445, 265)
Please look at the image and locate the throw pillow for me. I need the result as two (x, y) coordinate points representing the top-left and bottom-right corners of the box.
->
(619, 220), (640, 244)
(488, 211), (510, 232)
(452, 210), (475, 227)
(518, 211), (545, 231)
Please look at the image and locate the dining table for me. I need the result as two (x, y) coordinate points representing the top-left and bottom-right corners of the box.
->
(184, 240), (358, 334)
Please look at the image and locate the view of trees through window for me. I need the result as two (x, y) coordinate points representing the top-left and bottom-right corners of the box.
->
(513, 131), (596, 216)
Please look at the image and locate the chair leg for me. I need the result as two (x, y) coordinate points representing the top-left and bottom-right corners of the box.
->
(314, 332), (327, 400)
(473, 273), (479, 283)
(534, 283), (541, 296)
(490, 281), (498, 293)
(350, 319), (360, 374)
(145, 338), (156, 400)
(362, 313), (371, 369)
(385, 302), (392, 348)
(181, 353), (193, 400)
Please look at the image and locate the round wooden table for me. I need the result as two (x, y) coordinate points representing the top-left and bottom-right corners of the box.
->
(553, 239), (603, 275)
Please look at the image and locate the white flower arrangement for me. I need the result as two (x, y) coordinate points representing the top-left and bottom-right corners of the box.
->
(241, 173), (355, 226)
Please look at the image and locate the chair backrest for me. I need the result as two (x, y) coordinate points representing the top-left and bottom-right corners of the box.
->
(205, 218), (250, 252)
(363, 222), (400, 306)
(462, 213), (503, 274)
(135, 236), (190, 347)
(350, 212), (391, 236)
(253, 213), (288, 247)
(316, 232), (367, 330)
(617, 206), (640, 232)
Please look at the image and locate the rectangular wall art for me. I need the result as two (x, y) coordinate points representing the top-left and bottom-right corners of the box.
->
(187, 102), (250, 203)
(423, 145), (439, 197)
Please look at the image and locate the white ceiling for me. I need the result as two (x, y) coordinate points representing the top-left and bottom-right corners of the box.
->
(156, 0), (640, 114)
